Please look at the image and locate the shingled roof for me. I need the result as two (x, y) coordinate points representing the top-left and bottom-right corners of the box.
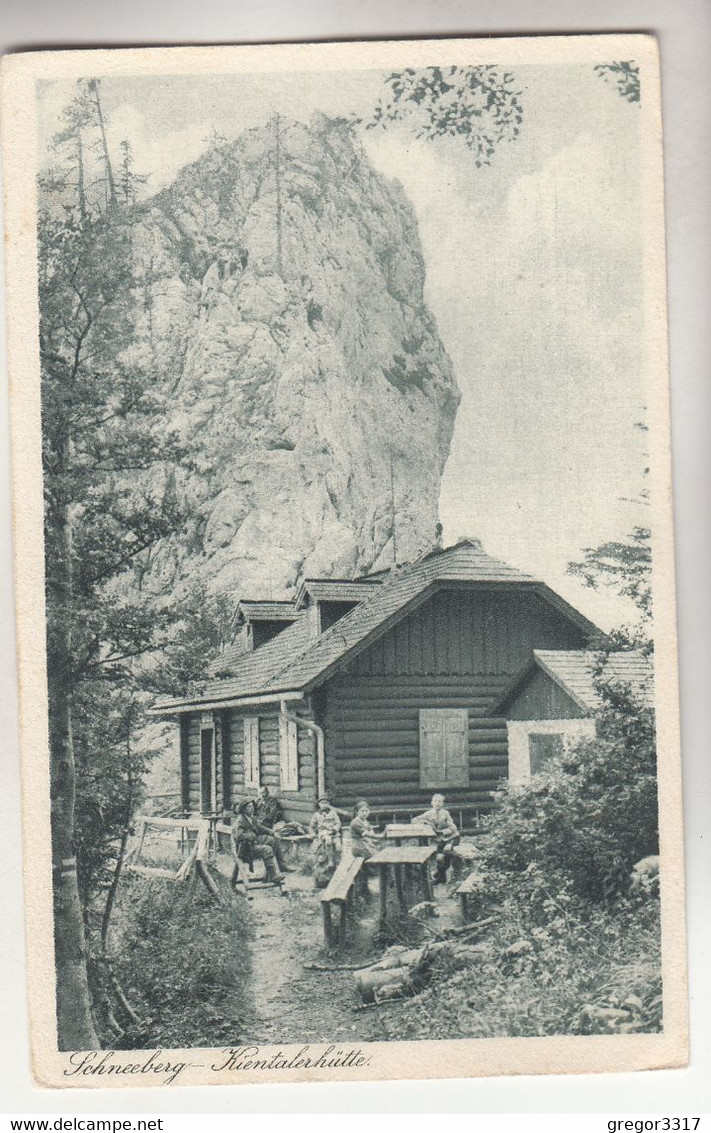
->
(495, 648), (654, 714)
(152, 541), (600, 714)
(236, 600), (298, 622)
(295, 578), (383, 608)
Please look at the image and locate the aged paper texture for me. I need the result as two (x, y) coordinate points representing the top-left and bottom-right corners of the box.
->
(1, 35), (686, 1088)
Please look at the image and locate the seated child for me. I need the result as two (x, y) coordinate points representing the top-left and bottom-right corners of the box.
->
(414, 793), (460, 883)
(349, 799), (382, 861)
(309, 796), (342, 865)
(308, 795), (342, 887)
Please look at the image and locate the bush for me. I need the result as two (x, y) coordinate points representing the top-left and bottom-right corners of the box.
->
(481, 676), (658, 902)
(373, 892), (661, 1041)
(113, 877), (255, 1049)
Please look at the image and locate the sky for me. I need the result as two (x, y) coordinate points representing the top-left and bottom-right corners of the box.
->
(37, 65), (647, 630)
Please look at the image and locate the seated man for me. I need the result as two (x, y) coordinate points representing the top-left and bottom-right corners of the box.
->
(230, 799), (284, 886)
(254, 785), (284, 829)
(253, 785), (293, 872)
(309, 795), (342, 874)
(414, 793), (460, 884)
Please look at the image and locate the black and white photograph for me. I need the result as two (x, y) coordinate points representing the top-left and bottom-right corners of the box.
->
(1, 35), (686, 1088)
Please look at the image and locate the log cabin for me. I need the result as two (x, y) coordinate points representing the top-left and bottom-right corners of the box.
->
(151, 539), (610, 827)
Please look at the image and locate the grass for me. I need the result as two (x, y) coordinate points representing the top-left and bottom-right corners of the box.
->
(111, 873), (256, 1049)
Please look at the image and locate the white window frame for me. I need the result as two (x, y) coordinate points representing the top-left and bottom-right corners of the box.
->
(279, 714), (299, 792)
(243, 716), (260, 789)
(506, 718), (597, 788)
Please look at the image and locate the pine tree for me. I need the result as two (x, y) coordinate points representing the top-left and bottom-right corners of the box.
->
(39, 87), (187, 1048)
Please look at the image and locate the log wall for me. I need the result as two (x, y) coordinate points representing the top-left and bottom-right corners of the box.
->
(323, 674), (510, 812)
(321, 587), (587, 813)
(180, 705), (317, 821)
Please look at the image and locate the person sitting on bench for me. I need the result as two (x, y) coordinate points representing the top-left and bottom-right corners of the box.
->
(309, 795), (342, 872)
(349, 800), (382, 861)
(414, 793), (460, 884)
(230, 799), (284, 886)
(254, 786), (294, 871)
(255, 785), (284, 830)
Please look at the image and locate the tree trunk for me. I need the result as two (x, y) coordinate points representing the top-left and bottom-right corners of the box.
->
(88, 79), (117, 208)
(76, 131), (87, 222)
(100, 717), (133, 955)
(46, 484), (99, 1051)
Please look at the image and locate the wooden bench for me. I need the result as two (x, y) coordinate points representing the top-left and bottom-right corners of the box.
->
(279, 833), (312, 867)
(320, 856), (364, 948)
(457, 871), (486, 921)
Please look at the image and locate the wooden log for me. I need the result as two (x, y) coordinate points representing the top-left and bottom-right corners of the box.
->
(331, 692), (505, 706)
(196, 860), (223, 904)
(332, 673), (509, 688)
(137, 815), (206, 832)
(333, 780), (505, 798)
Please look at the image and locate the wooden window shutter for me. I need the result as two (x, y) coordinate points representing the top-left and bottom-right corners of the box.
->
(419, 708), (469, 788)
(443, 710), (469, 787)
(279, 715), (299, 792)
(243, 717), (260, 789)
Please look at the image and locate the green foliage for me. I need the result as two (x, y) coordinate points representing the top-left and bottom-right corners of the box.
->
(368, 66), (523, 167)
(374, 895), (661, 1040)
(40, 83), (235, 1011)
(113, 879), (255, 1049)
(567, 523), (651, 644)
(595, 62), (641, 105)
(480, 675), (657, 902)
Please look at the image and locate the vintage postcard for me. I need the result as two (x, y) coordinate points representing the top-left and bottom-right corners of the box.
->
(1, 35), (686, 1088)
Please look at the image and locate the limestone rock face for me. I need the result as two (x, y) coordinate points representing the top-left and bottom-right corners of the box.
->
(135, 115), (460, 598)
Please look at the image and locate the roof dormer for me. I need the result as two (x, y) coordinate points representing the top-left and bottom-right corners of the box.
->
(294, 577), (382, 637)
(235, 599), (298, 650)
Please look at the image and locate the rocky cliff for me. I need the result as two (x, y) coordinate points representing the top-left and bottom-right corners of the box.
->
(133, 114), (459, 599)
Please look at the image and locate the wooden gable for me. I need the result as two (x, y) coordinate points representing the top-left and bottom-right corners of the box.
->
(503, 667), (587, 721)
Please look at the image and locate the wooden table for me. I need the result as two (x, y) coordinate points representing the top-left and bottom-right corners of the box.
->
(367, 844), (436, 927)
(385, 823), (434, 846)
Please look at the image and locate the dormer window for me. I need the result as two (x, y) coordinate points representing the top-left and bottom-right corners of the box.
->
(235, 600), (298, 650)
(295, 577), (382, 637)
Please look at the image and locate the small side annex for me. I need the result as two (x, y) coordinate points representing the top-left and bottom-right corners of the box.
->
(494, 649), (654, 788)
(151, 541), (603, 824)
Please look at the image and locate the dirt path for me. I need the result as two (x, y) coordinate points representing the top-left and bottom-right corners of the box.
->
(238, 870), (379, 1043)
(222, 860), (462, 1045)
